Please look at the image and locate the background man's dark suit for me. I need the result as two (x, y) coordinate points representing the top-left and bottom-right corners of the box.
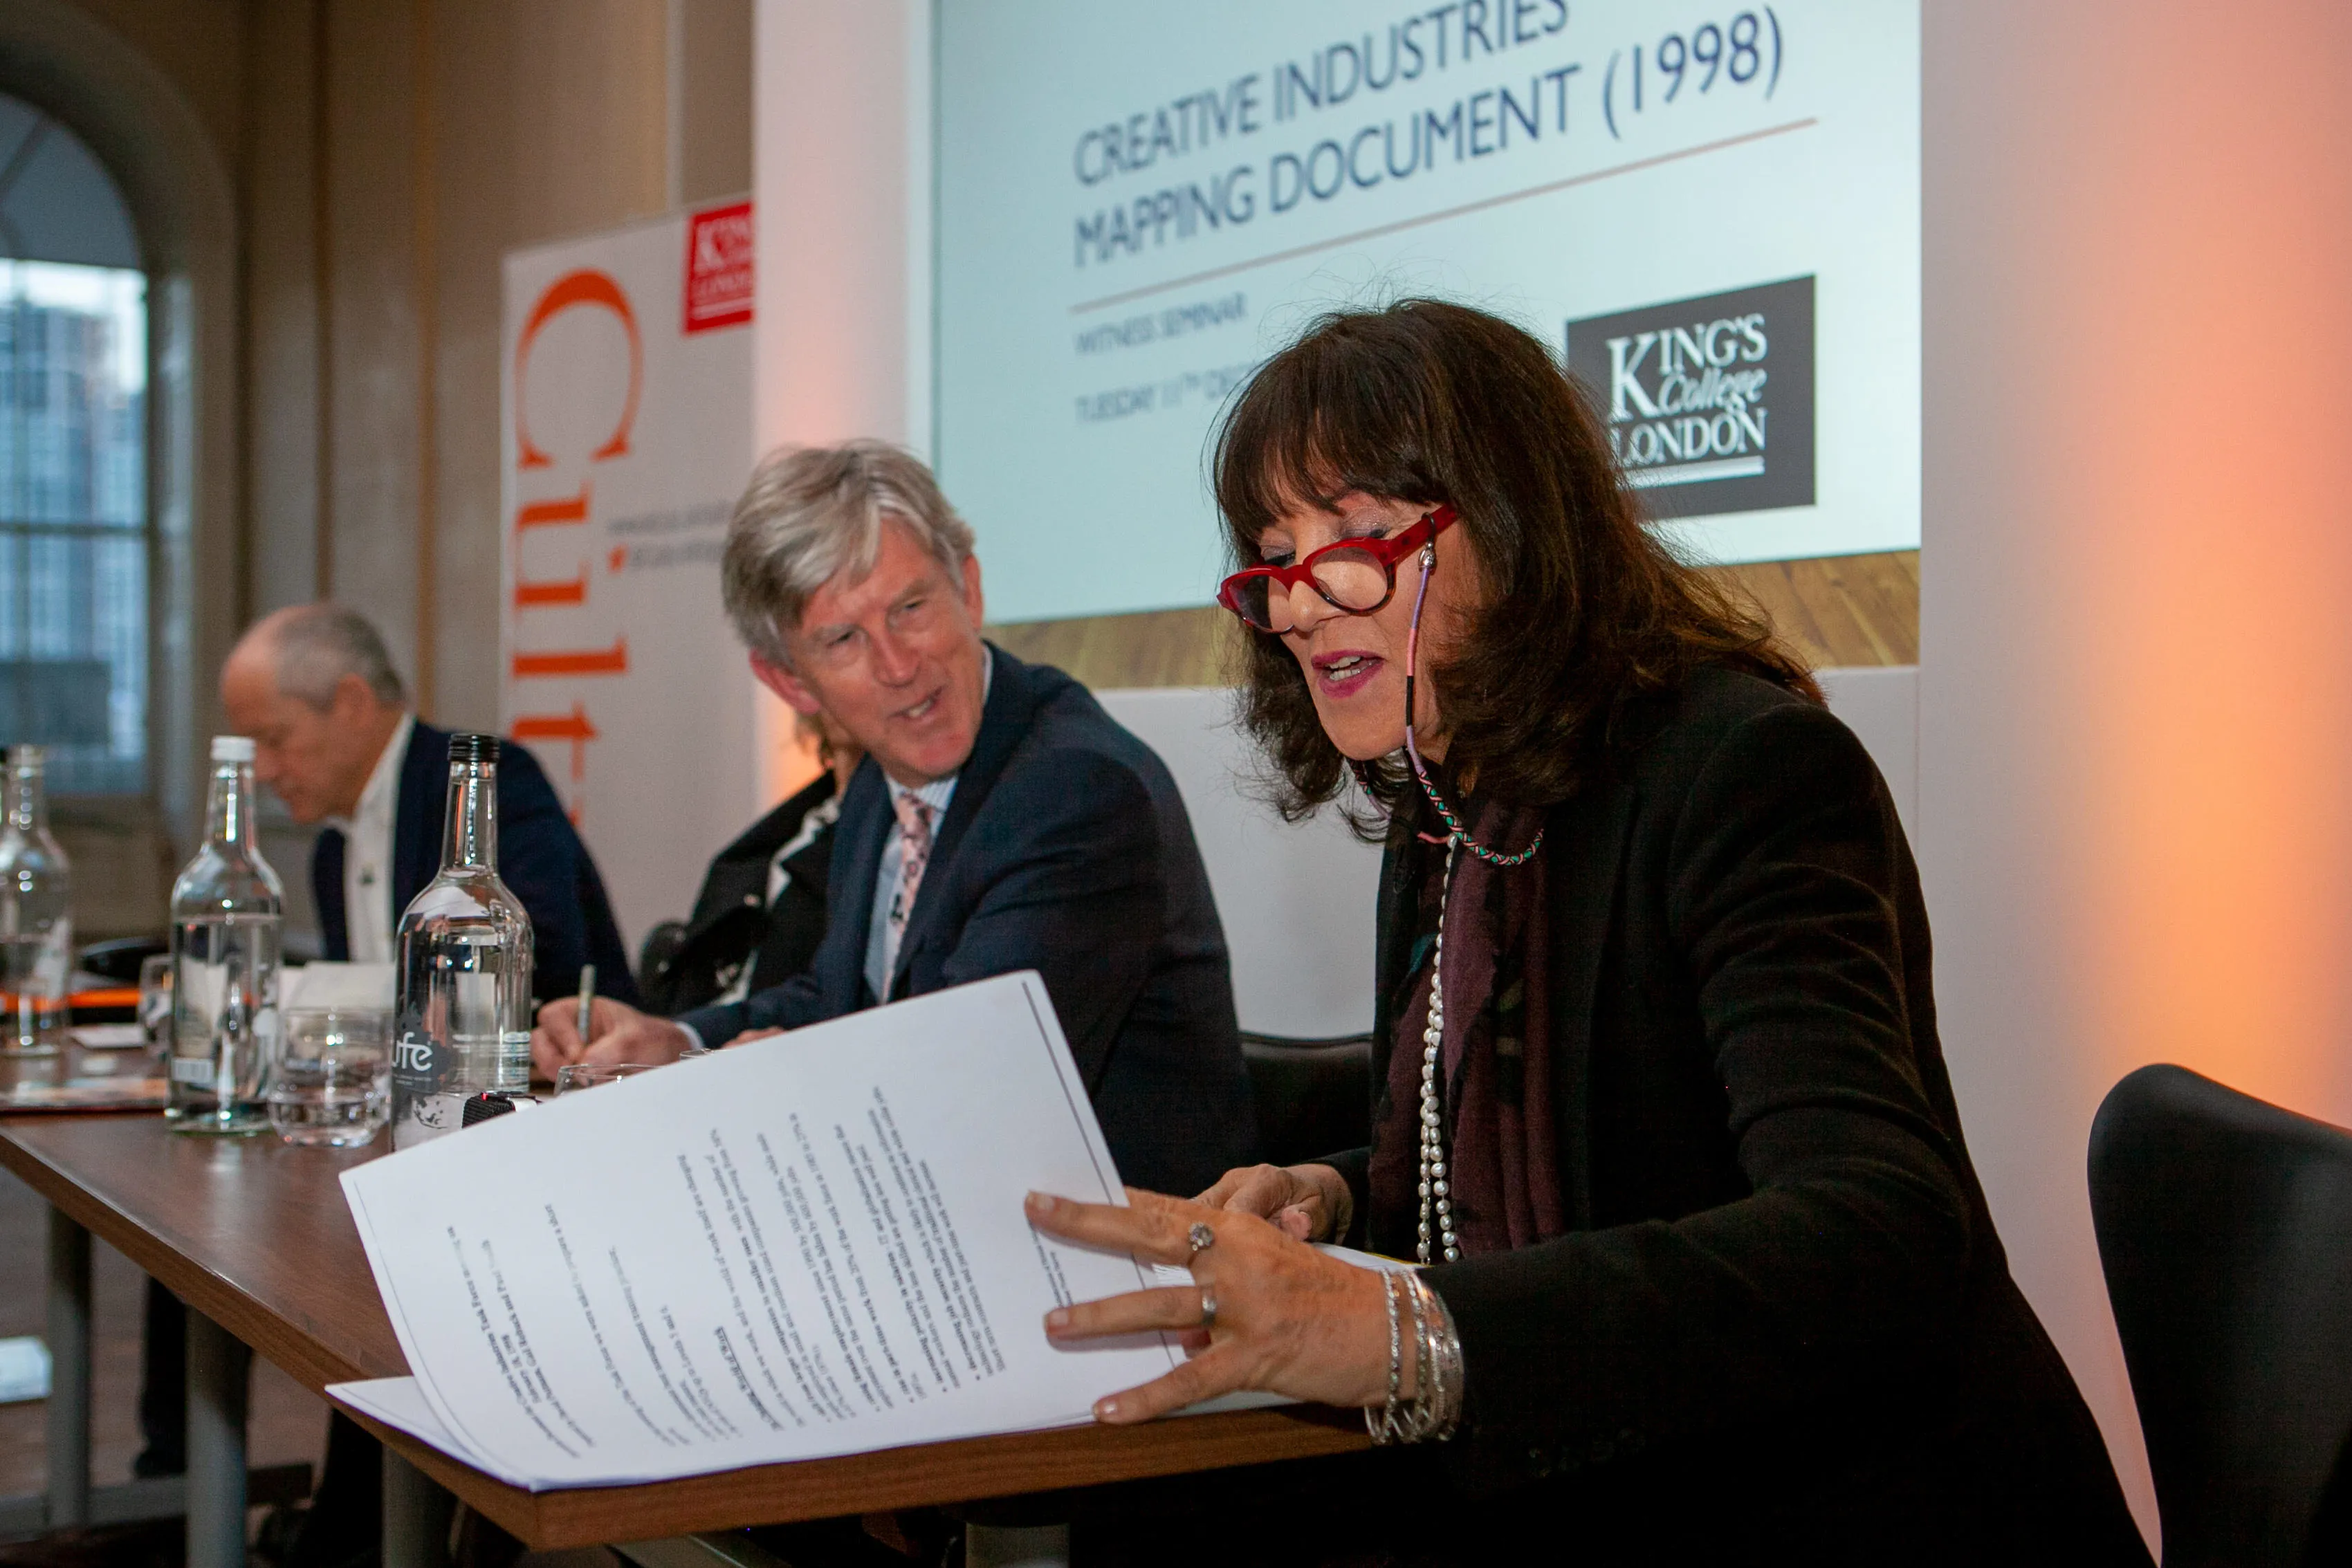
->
(639, 774), (836, 1015)
(312, 719), (638, 1005)
(679, 646), (1256, 1197)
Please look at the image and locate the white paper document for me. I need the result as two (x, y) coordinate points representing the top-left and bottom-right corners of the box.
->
(333, 972), (1191, 1491)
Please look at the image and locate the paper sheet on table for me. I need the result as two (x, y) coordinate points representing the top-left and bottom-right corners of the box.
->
(333, 972), (1191, 1491)
(332, 1376), (510, 1483)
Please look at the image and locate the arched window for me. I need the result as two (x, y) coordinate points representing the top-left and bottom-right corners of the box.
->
(0, 92), (145, 795)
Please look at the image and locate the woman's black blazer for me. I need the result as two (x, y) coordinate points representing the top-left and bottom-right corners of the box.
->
(1327, 665), (2150, 1565)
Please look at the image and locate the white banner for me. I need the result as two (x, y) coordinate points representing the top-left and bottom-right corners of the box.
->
(500, 201), (770, 960)
(936, 0), (1920, 620)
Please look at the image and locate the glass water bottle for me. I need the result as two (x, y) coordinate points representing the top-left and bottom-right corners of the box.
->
(391, 734), (533, 1149)
(0, 746), (74, 1094)
(169, 736), (286, 1132)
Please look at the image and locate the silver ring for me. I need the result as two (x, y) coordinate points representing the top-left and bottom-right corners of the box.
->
(1186, 1220), (1215, 1260)
(1199, 1288), (1218, 1330)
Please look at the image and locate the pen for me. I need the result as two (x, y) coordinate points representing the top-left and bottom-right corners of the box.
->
(576, 963), (596, 1046)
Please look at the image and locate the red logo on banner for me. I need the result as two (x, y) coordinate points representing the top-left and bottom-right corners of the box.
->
(683, 202), (753, 334)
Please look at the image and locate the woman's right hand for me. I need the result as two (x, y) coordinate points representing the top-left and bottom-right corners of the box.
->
(1197, 1163), (1352, 1244)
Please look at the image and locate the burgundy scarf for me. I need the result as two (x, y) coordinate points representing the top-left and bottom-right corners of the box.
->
(1367, 797), (1565, 1257)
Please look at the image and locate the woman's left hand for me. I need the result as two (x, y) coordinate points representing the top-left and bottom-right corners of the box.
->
(1026, 1187), (1398, 1423)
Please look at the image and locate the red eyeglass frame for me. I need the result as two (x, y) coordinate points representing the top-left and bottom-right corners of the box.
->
(1216, 504), (1459, 632)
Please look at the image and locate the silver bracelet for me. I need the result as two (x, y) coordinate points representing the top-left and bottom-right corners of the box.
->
(1405, 1267), (1436, 1439)
(1412, 1273), (1464, 1441)
(1367, 1270), (1404, 1443)
(1367, 1270), (1467, 1444)
(1367, 1272), (1464, 1445)
(1373, 1271), (1415, 1445)
(1403, 1271), (1444, 1444)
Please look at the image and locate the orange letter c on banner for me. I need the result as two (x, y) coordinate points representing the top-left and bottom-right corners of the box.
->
(513, 270), (642, 470)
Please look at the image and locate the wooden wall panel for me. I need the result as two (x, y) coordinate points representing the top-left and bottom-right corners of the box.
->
(1708, 549), (1920, 668)
(320, 0), (426, 692)
(991, 549), (1920, 692)
(986, 605), (1240, 691)
(233, 0), (730, 731)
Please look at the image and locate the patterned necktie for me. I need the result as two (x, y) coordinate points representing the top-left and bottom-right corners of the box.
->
(885, 793), (935, 981)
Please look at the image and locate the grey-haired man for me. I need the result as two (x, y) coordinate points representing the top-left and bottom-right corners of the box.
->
(533, 441), (1257, 1197)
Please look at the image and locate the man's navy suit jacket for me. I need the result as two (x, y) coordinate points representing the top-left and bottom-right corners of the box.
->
(313, 721), (639, 1007)
(679, 646), (1256, 1197)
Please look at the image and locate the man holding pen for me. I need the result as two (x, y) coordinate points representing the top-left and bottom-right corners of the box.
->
(532, 441), (1256, 1197)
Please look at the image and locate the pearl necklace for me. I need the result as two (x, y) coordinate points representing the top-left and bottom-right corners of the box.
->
(1418, 838), (1462, 1264)
(1394, 531), (1537, 1264)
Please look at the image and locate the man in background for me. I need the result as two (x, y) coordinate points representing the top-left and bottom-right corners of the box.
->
(219, 602), (637, 998)
(534, 441), (1256, 1198)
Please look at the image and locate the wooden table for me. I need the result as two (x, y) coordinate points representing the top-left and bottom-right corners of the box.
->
(0, 1113), (1368, 1561)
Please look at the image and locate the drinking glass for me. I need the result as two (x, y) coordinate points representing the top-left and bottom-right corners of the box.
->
(138, 954), (174, 1071)
(553, 1060), (659, 1095)
(267, 1008), (392, 1147)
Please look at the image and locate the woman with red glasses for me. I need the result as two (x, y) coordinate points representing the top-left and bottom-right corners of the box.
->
(1027, 300), (2148, 1564)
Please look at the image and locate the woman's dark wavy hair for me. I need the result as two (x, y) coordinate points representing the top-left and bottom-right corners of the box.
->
(1212, 297), (1819, 822)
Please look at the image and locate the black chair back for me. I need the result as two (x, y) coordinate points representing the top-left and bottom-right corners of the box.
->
(636, 919), (689, 1013)
(1240, 1032), (1371, 1170)
(2088, 1063), (2352, 1567)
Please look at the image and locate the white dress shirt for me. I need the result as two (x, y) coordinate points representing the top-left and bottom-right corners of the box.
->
(327, 712), (415, 965)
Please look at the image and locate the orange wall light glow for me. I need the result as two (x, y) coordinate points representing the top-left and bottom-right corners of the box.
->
(1922, 0), (2352, 1547)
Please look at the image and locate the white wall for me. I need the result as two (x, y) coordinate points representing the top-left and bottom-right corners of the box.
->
(750, 0), (925, 454)
(1819, 666), (1917, 838)
(750, 0), (930, 804)
(1920, 0), (2352, 1544)
(1097, 688), (1382, 1042)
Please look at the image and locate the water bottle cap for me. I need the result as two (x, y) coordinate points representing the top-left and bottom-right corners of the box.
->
(448, 732), (501, 766)
(211, 735), (256, 763)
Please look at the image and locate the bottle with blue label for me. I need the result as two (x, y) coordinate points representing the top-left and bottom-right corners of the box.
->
(169, 736), (285, 1133)
(391, 734), (533, 1148)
